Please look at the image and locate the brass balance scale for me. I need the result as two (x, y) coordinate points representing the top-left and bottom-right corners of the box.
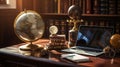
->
(67, 5), (83, 47)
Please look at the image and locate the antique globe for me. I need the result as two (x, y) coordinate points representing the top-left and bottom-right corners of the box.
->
(14, 10), (45, 56)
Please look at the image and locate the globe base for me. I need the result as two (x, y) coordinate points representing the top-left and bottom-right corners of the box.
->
(19, 43), (43, 57)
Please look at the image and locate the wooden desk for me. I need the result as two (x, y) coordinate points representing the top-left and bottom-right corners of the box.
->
(0, 39), (120, 67)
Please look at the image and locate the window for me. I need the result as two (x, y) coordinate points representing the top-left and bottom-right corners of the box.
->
(0, 0), (16, 9)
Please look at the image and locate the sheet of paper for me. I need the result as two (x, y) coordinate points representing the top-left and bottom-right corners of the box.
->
(61, 54), (90, 62)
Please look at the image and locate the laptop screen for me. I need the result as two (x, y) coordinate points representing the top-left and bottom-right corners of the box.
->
(76, 25), (114, 50)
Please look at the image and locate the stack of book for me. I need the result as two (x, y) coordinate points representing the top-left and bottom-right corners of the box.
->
(48, 34), (68, 50)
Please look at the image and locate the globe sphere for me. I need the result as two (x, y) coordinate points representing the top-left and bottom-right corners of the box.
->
(68, 5), (82, 20)
(14, 10), (45, 42)
(110, 34), (120, 49)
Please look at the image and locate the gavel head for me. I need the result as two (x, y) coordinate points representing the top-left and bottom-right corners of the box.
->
(68, 5), (82, 20)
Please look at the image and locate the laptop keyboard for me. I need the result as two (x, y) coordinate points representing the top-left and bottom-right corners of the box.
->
(71, 46), (102, 52)
(75, 49), (104, 56)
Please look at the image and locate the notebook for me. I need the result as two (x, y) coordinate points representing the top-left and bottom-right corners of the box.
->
(62, 25), (114, 56)
(61, 54), (90, 63)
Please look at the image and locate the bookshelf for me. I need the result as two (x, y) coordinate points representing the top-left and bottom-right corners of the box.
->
(39, 0), (120, 14)
(38, 0), (120, 39)
(41, 13), (120, 21)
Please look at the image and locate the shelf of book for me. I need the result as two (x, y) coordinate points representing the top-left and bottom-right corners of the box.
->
(41, 13), (120, 39)
(41, 13), (120, 21)
(38, 0), (120, 39)
(39, 0), (120, 15)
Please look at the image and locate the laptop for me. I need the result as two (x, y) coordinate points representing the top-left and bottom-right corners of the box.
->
(62, 25), (114, 56)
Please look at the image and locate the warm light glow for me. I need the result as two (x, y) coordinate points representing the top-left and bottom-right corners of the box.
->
(6, 0), (9, 4)
(0, 0), (16, 9)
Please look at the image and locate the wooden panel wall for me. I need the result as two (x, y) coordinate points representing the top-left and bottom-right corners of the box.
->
(0, 9), (20, 47)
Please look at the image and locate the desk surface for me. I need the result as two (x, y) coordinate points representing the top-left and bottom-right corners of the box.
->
(0, 39), (120, 67)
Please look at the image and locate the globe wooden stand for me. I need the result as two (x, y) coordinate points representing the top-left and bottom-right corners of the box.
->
(14, 10), (45, 56)
(19, 42), (42, 56)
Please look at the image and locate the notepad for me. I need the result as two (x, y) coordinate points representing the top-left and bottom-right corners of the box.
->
(61, 54), (90, 63)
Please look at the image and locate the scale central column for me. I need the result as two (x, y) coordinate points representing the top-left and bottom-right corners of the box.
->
(67, 5), (83, 47)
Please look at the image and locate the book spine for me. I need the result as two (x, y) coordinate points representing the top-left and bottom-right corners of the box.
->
(93, 21), (99, 26)
(79, 0), (83, 14)
(54, 20), (60, 34)
(82, 0), (86, 14)
(54, 0), (58, 13)
(44, 0), (49, 13)
(90, 21), (95, 26)
(117, 0), (120, 14)
(72, 0), (76, 5)
(108, 0), (117, 14)
(100, 0), (109, 14)
(75, 0), (79, 6)
(58, 0), (61, 13)
(86, 0), (92, 14)
(69, 0), (72, 6)
(84, 21), (89, 26)
(93, 0), (100, 14)
(61, 21), (66, 34)
(99, 21), (105, 26)
(64, 0), (70, 13)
